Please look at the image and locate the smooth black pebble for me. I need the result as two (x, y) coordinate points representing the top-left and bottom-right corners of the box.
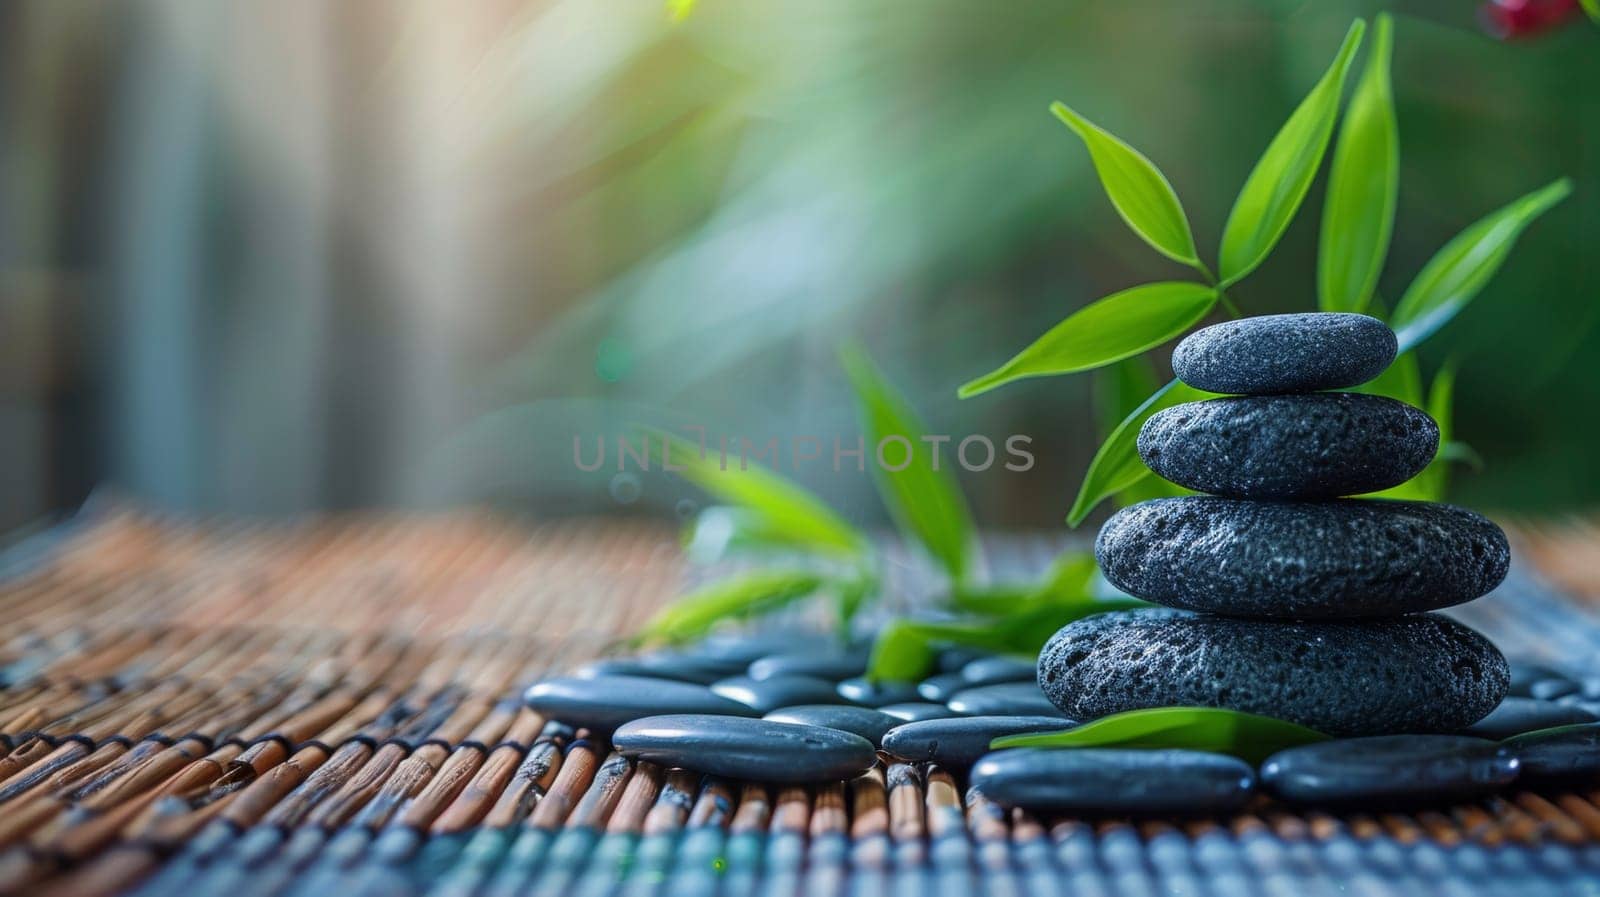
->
(947, 683), (1068, 718)
(694, 631), (835, 665)
(960, 656), (1037, 686)
(917, 672), (970, 703)
(748, 648), (869, 682)
(711, 675), (844, 714)
(763, 705), (900, 745)
(612, 714), (877, 782)
(971, 748), (1255, 814)
(1096, 497), (1509, 618)
(880, 716), (1073, 768)
(1462, 697), (1598, 740)
(1170, 312), (1396, 395)
(1138, 393), (1437, 500)
(573, 651), (744, 685)
(1038, 608), (1507, 737)
(523, 675), (759, 732)
(1261, 735), (1519, 806)
(879, 702), (959, 722)
(836, 677), (923, 706)
(1504, 723), (1600, 784)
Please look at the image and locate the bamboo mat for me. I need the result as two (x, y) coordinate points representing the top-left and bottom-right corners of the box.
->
(2, 507), (1600, 896)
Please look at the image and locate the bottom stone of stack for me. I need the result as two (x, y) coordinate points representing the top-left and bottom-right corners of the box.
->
(1038, 608), (1508, 737)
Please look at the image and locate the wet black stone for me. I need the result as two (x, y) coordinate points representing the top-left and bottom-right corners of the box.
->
(960, 657), (1037, 687)
(1504, 724), (1600, 783)
(1261, 735), (1519, 806)
(612, 714), (877, 783)
(880, 716), (1074, 768)
(763, 705), (901, 745)
(1507, 661), (1567, 696)
(748, 648), (869, 682)
(523, 675), (760, 732)
(1096, 498), (1509, 618)
(947, 683), (1069, 718)
(1171, 312), (1396, 395)
(879, 702), (959, 722)
(695, 631), (835, 665)
(1038, 609), (1508, 737)
(1462, 697), (1598, 740)
(917, 673), (970, 703)
(1137, 394), (1438, 500)
(937, 648), (992, 673)
(971, 748), (1255, 815)
(836, 677), (923, 706)
(572, 652), (745, 685)
(1528, 679), (1580, 701)
(711, 675), (845, 714)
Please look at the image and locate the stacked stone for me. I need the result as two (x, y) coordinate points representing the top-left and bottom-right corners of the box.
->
(1038, 313), (1512, 737)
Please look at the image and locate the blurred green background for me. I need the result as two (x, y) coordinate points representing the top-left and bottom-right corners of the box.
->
(0, 0), (1594, 533)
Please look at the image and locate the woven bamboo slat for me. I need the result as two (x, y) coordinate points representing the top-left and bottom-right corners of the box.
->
(0, 504), (1598, 896)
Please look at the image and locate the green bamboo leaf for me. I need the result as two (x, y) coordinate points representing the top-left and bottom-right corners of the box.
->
(1068, 379), (1217, 527)
(1318, 14), (1396, 314)
(1583, 0), (1600, 23)
(950, 552), (1097, 614)
(991, 706), (1330, 764)
(1049, 103), (1200, 267)
(654, 431), (867, 556)
(1417, 362), (1458, 499)
(639, 570), (825, 645)
(1355, 347), (1422, 405)
(1391, 178), (1572, 352)
(959, 283), (1217, 398)
(841, 345), (975, 583)
(1219, 20), (1365, 286)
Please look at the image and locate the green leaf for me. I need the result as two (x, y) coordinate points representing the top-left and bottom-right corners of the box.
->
(949, 552), (1097, 614)
(1049, 103), (1200, 267)
(1318, 14), (1396, 315)
(1391, 178), (1572, 352)
(1094, 356), (1162, 437)
(841, 345), (975, 583)
(1416, 361), (1458, 499)
(1583, 0), (1600, 24)
(639, 570), (825, 645)
(991, 706), (1330, 764)
(1068, 378), (1217, 527)
(1219, 20), (1365, 286)
(958, 283), (1217, 398)
(653, 431), (867, 557)
(1355, 347), (1422, 405)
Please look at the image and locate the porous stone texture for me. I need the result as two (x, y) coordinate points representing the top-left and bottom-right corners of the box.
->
(1171, 312), (1396, 395)
(1137, 393), (1438, 499)
(1260, 735), (1519, 806)
(1037, 609), (1509, 737)
(612, 714), (877, 782)
(970, 748), (1256, 814)
(1096, 497), (1509, 618)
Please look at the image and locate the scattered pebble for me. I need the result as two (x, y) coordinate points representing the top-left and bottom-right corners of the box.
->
(523, 675), (759, 732)
(880, 715), (1073, 767)
(762, 705), (901, 745)
(612, 714), (877, 782)
(836, 677), (923, 706)
(947, 682), (1067, 718)
(1463, 696), (1598, 740)
(971, 748), (1256, 814)
(1503, 723), (1600, 784)
(1261, 735), (1519, 806)
(710, 675), (844, 714)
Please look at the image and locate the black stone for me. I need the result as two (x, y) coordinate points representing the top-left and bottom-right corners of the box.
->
(960, 656), (1037, 686)
(970, 748), (1255, 815)
(880, 716), (1074, 768)
(947, 683), (1069, 718)
(1137, 394), (1438, 500)
(879, 702), (960, 722)
(937, 648), (992, 673)
(695, 631), (835, 665)
(748, 648), (869, 682)
(1528, 679), (1580, 701)
(1096, 497), (1509, 618)
(572, 651), (745, 685)
(1261, 735), (1519, 806)
(1170, 312), (1396, 395)
(523, 675), (760, 732)
(1507, 661), (1567, 696)
(1038, 609), (1508, 737)
(763, 705), (901, 745)
(612, 714), (877, 783)
(917, 673), (970, 703)
(836, 677), (923, 706)
(1462, 697), (1598, 740)
(1503, 724), (1600, 784)
(711, 675), (845, 714)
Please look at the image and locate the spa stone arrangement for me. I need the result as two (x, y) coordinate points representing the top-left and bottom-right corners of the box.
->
(525, 313), (1600, 814)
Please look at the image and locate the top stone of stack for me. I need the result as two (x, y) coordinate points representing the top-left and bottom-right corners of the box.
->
(1172, 312), (1397, 395)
